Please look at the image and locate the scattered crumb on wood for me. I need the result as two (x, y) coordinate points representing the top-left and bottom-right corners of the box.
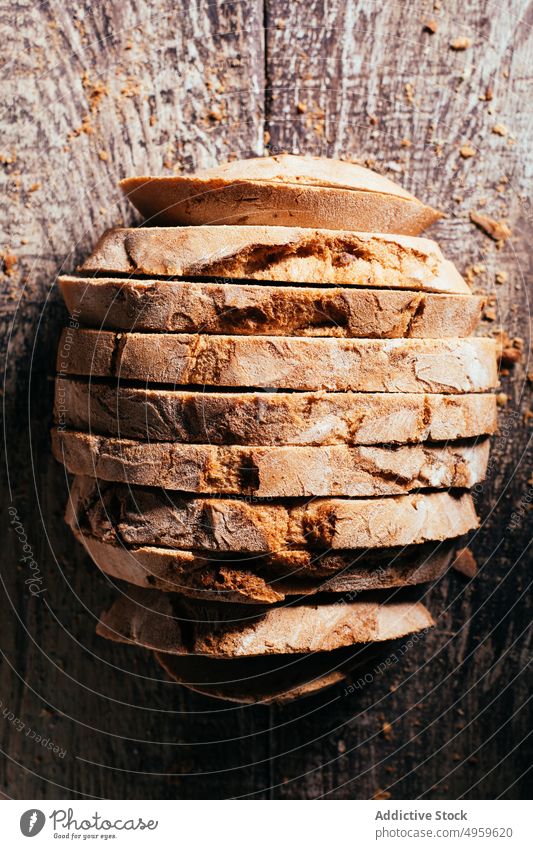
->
(373, 788), (392, 800)
(492, 124), (509, 137)
(470, 210), (512, 241)
(450, 37), (472, 50)
(496, 392), (508, 407)
(423, 20), (438, 34)
(499, 346), (522, 367)
(453, 547), (477, 578)
(382, 721), (393, 740)
(495, 271), (508, 284)
(460, 144), (476, 158)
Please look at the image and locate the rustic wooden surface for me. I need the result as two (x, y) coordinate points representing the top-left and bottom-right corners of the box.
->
(1, 0), (531, 799)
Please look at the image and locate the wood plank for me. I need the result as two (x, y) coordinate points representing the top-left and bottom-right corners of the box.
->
(264, 0), (532, 800)
(1, 0), (267, 800)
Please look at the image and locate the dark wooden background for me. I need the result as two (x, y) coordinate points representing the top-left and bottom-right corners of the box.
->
(1, 0), (531, 799)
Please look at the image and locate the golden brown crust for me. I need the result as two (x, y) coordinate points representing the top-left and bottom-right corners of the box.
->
(53, 428), (490, 496)
(57, 330), (498, 393)
(68, 476), (479, 552)
(119, 154), (441, 234)
(55, 380), (498, 445)
(59, 276), (483, 337)
(80, 226), (468, 294)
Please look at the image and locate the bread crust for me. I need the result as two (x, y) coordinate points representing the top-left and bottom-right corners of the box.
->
(80, 226), (469, 294)
(96, 587), (435, 657)
(55, 380), (498, 445)
(53, 428), (490, 496)
(119, 154), (441, 234)
(58, 330), (497, 393)
(68, 476), (479, 552)
(60, 276), (483, 337)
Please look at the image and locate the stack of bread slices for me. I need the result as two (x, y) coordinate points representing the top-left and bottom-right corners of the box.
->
(52, 154), (498, 704)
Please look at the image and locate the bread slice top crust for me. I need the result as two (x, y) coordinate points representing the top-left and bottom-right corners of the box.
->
(74, 528), (453, 603)
(120, 155), (441, 234)
(80, 226), (469, 294)
(68, 476), (479, 552)
(124, 154), (420, 197)
(59, 276), (483, 337)
(52, 428), (490, 497)
(154, 648), (356, 704)
(96, 587), (435, 657)
(57, 330), (498, 393)
(55, 380), (498, 446)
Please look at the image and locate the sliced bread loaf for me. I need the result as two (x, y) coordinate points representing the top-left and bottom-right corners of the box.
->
(58, 330), (497, 392)
(68, 477), (478, 552)
(81, 226), (469, 294)
(120, 154), (441, 234)
(53, 429), (489, 496)
(59, 276), (483, 337)
(55, 380), (498, 445)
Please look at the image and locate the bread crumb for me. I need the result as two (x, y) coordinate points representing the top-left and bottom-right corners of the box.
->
(450, 37), (472, 50)
(460, 144), (476, 158)
(208, 108), (222, 122)
(98, 150), (108, 161)
(453, 547), (478, 579)
(337, 740), (346, 753)
(296, 102), (307, 114)
(470, 211), (511, 241)
(496, 392), (508, 407)
(1, 252), (17, 276)
(400, 138), (411, 147)
(484, 85), (494, 101)
(29, 183), (41, 192)
(483, 306), (497, 321)
(499, 346), (521, 367)
(382, 721), (393, 740)
(374, 788), (392, 800)
(423, 20), (438, 33)
(149, 115), (157, 127)
(81, 72), (108, 113)
(495, 271), (508, 284)
(492, 124), (509, 137)
(404, 83), (415, 104)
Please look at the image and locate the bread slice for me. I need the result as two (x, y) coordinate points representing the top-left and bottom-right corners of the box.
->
(80, 226), (469, 294)
(154, 644), (391, 704)
(53, 429), (490, 496)
(58, 330), (497, 393)
(68, 476), (479, 551)
(71, 527), (453, 603)
(96, 588), (435, 657)
(55, 380), (498, 445)
(59, 276), (483, 337)
(119, 154), (441, 234)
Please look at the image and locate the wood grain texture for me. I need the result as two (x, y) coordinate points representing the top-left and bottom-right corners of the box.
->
(1, 0), (531, 800)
